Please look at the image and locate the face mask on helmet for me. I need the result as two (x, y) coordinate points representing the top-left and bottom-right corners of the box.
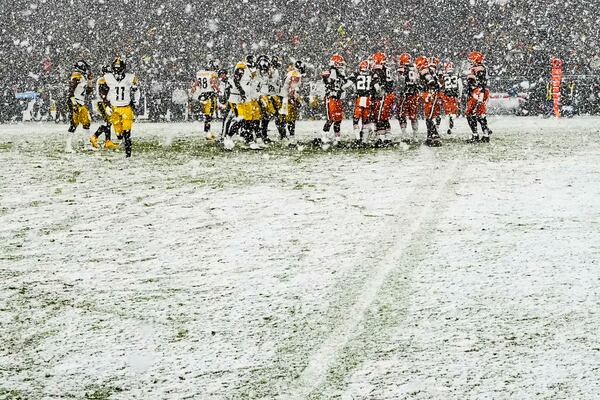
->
(271, 56), (281, 68)
(207, 60), (218, 71)
(294, 60), (306, 74)
(330, 54), (345, 68)
(245, 55), (255, 68)
(257, 56), (270, 71)
(112, 57), (126, 79)
(74, 60), (89, 74)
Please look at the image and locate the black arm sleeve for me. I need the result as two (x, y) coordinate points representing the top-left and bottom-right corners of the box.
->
(233, 68), (245, 97)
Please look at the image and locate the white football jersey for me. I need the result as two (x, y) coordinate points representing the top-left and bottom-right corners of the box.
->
(256, 71), (271, 96)
(70, 72), (89, 105)
(104, 72), (139, 107)
(268, 69), (282, 96)
(194, 70), (218, 97)
(230, 64), (257, 104)
(280, 69), (301, 98)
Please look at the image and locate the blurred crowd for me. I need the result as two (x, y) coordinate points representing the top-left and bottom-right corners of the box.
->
(1, 0), (599, 122)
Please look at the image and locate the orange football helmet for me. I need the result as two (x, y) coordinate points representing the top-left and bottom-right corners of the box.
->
(398, 53), (411, 65)
(358, 60), (370, 71)
(468, 51), (484, 65)
(429, 57), (440, 67)
(415, 56), (429, 70)
(372, 52), (386, 65)
(444, 61), (455, 73)
(330, 53), (346, 67)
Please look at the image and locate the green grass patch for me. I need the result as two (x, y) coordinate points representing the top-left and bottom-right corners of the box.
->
(0, 142), (14, 151)
(0, 388), (27, 400)
(83, 384), (122, 400)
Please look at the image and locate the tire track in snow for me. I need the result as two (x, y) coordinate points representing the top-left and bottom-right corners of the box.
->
(281, 147), (461, 400)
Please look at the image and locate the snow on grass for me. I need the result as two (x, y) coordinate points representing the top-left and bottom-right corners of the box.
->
(1, 116), (600, 399)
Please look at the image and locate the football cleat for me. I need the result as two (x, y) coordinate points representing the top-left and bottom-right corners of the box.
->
(223, 137), (235, 150)
(466, 135), (480, 143)
(426, 135), (442, 147)
(480, 136), (490, 143)
(255, 138), (267, 148)
(248, 141), (261, 150)
(206, 132), (217, 141)
(104, 140), (119, 150)
(89, 135), (100, 149)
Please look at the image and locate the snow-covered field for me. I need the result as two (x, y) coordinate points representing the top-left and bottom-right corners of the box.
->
(1, 116), (600, 400)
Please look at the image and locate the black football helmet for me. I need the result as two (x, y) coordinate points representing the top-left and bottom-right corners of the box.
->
(74, 60), (90, 75)
(207, 59), (219, 71)
(271, 55), (282, 69)
(294, 60), (306, 74)
(257, 55), (270, 71)
(245, 54), (255, 68)
(112, 56), (126, 79)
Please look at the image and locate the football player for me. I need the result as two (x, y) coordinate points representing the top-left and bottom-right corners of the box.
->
(103, 56), (140, 157)
(279, 60), (305, 145)
(268, 56), (285, 141)
(224, 56), (261, 150)
(216, 68), (231, 138)
(415, 56), (442, 146)
(396, 53), (420, 141)
(345, 59), (376, 145)
(429, 57), (443, 130)
(370, 52), (396, 145)
(90, 65), (118, 150)
(465, 51), (492, 143)
(192, 61), (219, 140)
(256, 55), (278, 145)
(321, 54), (347, 143)
(66, 60), (93, 152)
(441, 61), (461, 135)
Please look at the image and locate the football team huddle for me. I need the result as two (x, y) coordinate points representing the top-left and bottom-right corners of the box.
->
(66, 51), (491, 157)
(319, 51), (492, 148)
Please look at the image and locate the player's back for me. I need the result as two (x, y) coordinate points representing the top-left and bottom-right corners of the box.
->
(196, 70), (218, 94)
(353, 70), (374, 98)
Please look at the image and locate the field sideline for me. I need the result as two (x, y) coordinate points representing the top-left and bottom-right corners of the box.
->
(1, 116), (600, 399)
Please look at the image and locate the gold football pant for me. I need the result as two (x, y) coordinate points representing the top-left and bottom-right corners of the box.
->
(69, 104), (91, 130)
(110, 105), (135, 135)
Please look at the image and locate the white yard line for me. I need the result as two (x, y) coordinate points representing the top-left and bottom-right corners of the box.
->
(281, 148), (460, 399)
